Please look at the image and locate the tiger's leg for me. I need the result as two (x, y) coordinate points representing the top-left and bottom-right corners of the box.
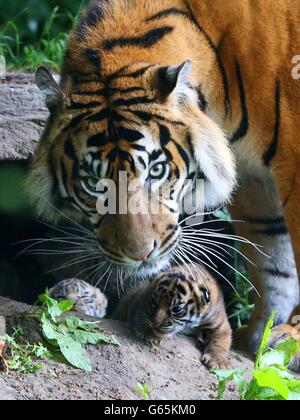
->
(201, 312), (232, 370)
(229, 165), (299, 354)
(266, 179), (300, 370)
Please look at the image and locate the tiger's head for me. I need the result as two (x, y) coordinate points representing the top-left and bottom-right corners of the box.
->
(29, 57), (236, 279)
(144, 269), (214, 338)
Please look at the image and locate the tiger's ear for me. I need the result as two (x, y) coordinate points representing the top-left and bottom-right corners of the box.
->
(35, 66), (65, 109)
(155, 60), (193, 98)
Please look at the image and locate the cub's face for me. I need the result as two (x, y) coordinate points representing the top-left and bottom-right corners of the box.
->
(148, 272), (211, 337)
(29, 61), (236, 279)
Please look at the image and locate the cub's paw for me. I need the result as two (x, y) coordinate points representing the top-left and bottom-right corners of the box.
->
(202, 349), (232, 370)
(145, 335), (162, 347)
(133, 329), (161, 346)
(269, 324), (300, 372)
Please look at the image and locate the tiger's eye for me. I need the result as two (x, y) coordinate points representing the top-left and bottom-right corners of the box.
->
(151, 296), (158, 308)
(149, 162), (167, 180)
(201, 288), (211, 304)
(82, 177), (99, 193)
(171, 305), (184, 316)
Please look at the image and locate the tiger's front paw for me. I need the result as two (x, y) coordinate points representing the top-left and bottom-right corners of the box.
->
(202, 348), (232, 370)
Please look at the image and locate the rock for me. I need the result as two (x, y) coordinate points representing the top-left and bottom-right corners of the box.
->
(0, 73), (48, 161)
(0, 379), (17, 401)
(0, 316), (5, 336)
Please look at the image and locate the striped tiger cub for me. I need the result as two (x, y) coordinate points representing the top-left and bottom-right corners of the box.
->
(28, 0), (300, 368)
(114, 266), (232, 370)
(49, 278), (108, 318)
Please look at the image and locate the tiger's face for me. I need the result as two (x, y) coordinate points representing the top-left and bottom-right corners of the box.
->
(29, 60), (236, 278)
(148, 271), (211, 337)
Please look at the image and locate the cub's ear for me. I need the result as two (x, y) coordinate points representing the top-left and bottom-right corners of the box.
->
(155, 60), (193, 98)
(35, 66), (64, 109)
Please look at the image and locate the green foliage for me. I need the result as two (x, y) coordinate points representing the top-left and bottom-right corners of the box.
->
(31, 292), (120, 372)
(135, 383), (151, 400)
(0, 6), (77, 72)
(4, 325), (51, 373)
(3, 292), (120, 374)
(213, 312), (300, 400)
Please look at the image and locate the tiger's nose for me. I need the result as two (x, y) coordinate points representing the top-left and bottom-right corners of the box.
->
(125, 241), (157, 261)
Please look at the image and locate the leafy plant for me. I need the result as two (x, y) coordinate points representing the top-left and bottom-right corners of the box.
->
(135, 383), (151, 400)
(0, 6), (77, 71)
(2, 293), (120, 374)
(28, 292), (120, 372)
(213, 312), (300, 400)
(3, 325), (51, 374)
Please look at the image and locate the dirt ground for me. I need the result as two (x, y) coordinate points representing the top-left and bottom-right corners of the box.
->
(0, 297), (253, 401)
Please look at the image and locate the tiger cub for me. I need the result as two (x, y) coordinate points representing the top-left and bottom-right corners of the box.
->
(49, 278), (108, 319)
(114, 266), (232, 369)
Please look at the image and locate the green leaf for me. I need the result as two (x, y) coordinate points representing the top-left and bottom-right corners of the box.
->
(58, 300), (74, 314)
(64, 316), (100, 332)
(41, 313), (59, 342)
(255, 311), (276, 369)
(253, 368), (290, 400)
(275, 338), (299, 365)
(260, 350), (286, 368)
(57, 335), (92, 372)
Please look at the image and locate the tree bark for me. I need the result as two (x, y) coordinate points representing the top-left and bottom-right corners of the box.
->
(0, 73), (48, 161)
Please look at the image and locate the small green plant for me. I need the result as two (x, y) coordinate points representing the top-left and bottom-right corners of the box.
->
(4, 325), (51, 374)
(135, 383), (151, 400)
(213, 312), (300, 400)
(2, 292), (120, 374)
(28, 292), (120, 372)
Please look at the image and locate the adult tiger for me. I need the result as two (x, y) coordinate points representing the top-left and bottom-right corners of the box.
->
(28, 0), (300, 364)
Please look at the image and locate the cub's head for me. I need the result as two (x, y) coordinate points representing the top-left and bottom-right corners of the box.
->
(146, 270), (213, 337)
(28, 57), (235, 279)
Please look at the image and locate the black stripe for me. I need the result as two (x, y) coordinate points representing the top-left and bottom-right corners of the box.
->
(108, 65), (156, 82)
(118, 150), (137, 173)
(87, 132), (108, 148)
(138, 156), (147, 169)
(68, 101), (102, 110)
(253, 225), (288, 236)
(113, 96), (156, 107)
(230, 60), (249, 143)
(117, 127), (144, 142)
(262, 268), (291, 279)
(129, 110), (184, 126)
(60, 159), (69, 195)
(172, 140), (190, 173)
(245, 216), (285, 225)
(76, 86), (146, 97)
(85, 49), (101, 70)
(176, 283), (187, 295)
(103, 27), (174, 51)
(67, 112), (90, 129)
(76, 1), (106, 37)
(159, 124), (171, 147)
(184, 1), (231, 115)
(87, 109), (126, 122)
(129, 110), (153, 122)
(131, 144), (146, 152)
(149, 150), (163, 162)
(64, 139), (76, 160)
(263, 81), (281, 166)
(196, 86), (208, 112)
(145, 8), (188, 22)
